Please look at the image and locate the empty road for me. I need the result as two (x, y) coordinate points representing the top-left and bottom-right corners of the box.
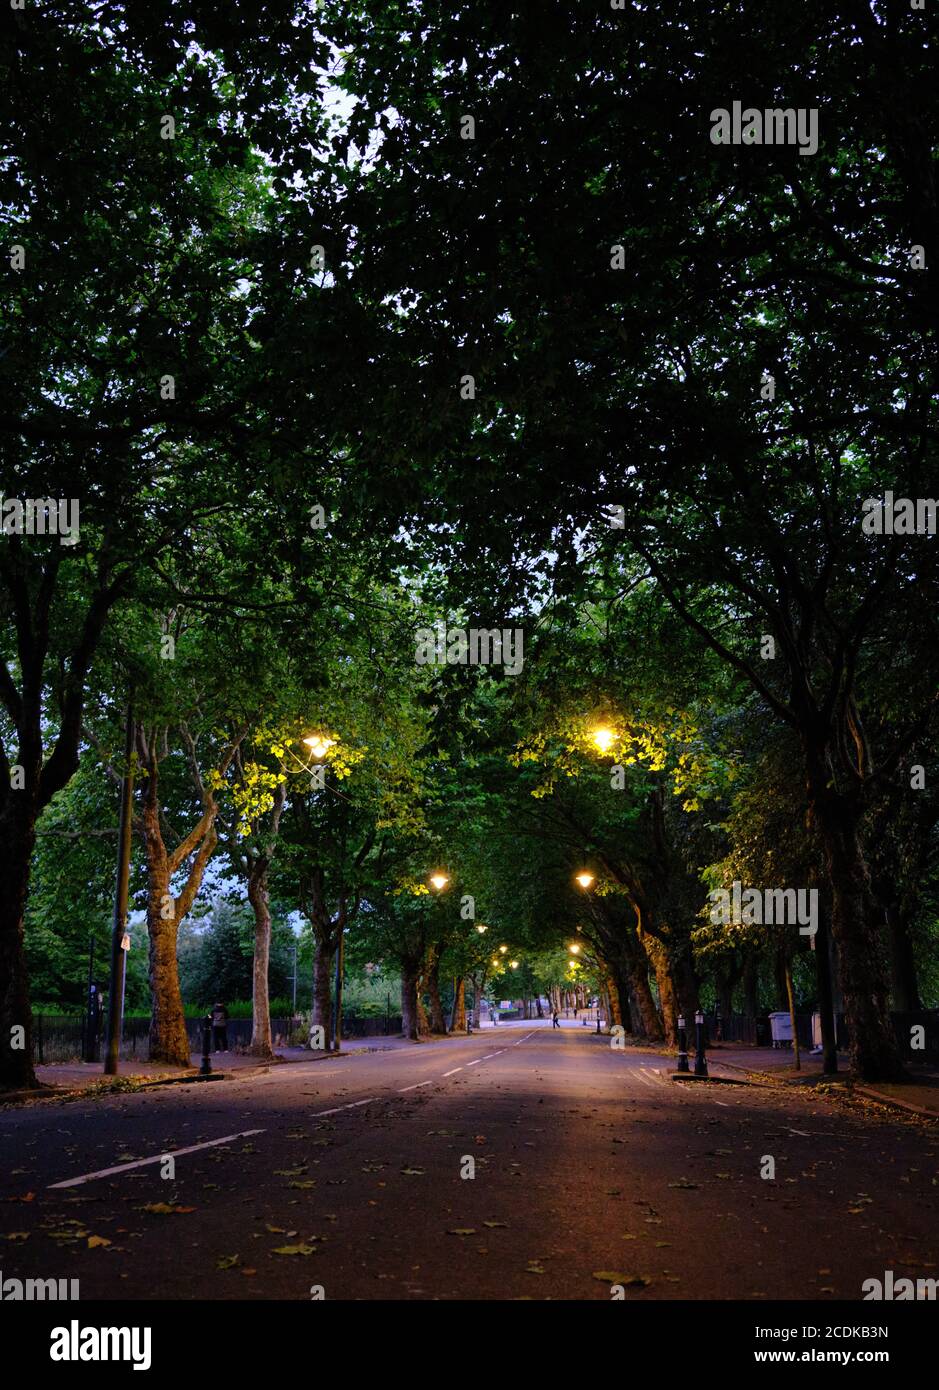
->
(2, 1024), (937, 1301)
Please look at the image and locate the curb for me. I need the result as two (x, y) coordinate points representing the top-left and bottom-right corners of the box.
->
(853, 1085), (939, 1121)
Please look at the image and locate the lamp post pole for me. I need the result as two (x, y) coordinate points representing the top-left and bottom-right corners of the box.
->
(676, 1015), (690, 1073)
(694, 1009), (709, 1077)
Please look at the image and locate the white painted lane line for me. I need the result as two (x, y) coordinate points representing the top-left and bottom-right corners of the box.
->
(513, 1030), (537, 1046)
(714, 1100), (729, 1107)
(312, 1096), (378, 1118)
(398, 1081), (433, 1093)
(48, 1129), (266, 1190)
(442, 1067), (463, 1076)
(465, 1059), (482, 1066)
(482, 1053), (501, 1060)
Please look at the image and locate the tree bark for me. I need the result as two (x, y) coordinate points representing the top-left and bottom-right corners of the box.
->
(0, 801), (39, 1089)
(311, 936), (333, 1044)
(424, 944), (447, 1033)
(451, 976), (466, 1031)
(812, 786), (905, 1080)
(247, 861), (274, 1058)
(886, 904), (921, 1014)
(401, 960), (421, 1040)
(784, 955), (800, 1072)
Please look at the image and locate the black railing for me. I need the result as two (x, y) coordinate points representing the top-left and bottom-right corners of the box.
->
(30, 1010), (406, 1063)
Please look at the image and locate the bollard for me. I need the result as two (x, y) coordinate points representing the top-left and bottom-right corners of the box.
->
(676, 1015), (689, 1072)
(694, 1009), (708, 1077)
(466, 1012), (473, 1035)
(200, 1012), (213, 1077)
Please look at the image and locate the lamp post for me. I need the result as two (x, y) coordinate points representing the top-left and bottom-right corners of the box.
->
(428, 871), (449, 1032)
(676, 1014), (690, 1072)
(694, 1009), (708, 1077)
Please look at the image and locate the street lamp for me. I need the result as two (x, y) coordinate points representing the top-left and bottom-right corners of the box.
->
(499, 944), (508, 954)
(568, 943), (581, 955)
(475, 923), (488, 934)
(302, 733), (335, 760)
(429, 872), (449, 891)
(510, 960), (519, 969)
(575, 871), (594, 889)
(591, 726), (616, 754)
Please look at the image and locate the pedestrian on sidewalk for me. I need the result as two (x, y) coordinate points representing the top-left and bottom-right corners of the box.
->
(211, 1001), (229, 1052)
(552, 1010), (560, 1029)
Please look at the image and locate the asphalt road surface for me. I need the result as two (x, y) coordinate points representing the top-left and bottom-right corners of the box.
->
(2, 1025), (937, 1301)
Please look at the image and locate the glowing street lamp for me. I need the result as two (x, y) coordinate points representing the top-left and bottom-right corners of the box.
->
(475, 923), (488, 934)
(429, 872), (449, 892)
(303, 733), (335, 761)
(591, 726), (616, 754)
(575, 871), (595, 889)
(499, 945), (508, 954)
(569, 944), (581, 955)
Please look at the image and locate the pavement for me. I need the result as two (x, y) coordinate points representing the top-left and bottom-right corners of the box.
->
(1, 1023), (937, 1300)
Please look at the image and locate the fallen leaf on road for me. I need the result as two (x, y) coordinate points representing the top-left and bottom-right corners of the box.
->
(483, 1221), (508, 1228)
(216, 1254), (240, 1269)
(288, 1181), (317, 1190)
(87, 1236), (111, 1249)
(400, 1167), (425, 1175)
(669, 1179), (699, 1189)
(447, 1228), (476, 1236)
(4, 1232), (29, 1242)
(525, 1262), (546, 1274)
(139, 1203), (196, 1215)
(272, 1244), (317, 1256)
(4, 1193), (36, 1202)
(592, 1271), (651, 1286)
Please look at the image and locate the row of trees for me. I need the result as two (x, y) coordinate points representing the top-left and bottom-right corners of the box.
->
(3, 3), (938, 1086)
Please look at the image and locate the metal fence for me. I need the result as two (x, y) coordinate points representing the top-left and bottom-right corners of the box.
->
(31, 1010), (405, 1063)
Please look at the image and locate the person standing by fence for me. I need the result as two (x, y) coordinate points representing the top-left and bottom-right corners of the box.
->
(211, 1001), (229, 1052)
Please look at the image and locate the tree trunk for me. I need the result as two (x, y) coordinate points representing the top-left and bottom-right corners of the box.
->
(0, 802), (39, 1089)
(784, 955), (800, 1072)
(886, 904), (921, 1014)
(401, 960), (420, 1040)
(742, 951), (760, 1019)
(146, 876), (191, 1066)
(641, 932), (673, 1042)
(247, 861), (274, 1058)
(142, 799), (191, 1067)
(814, 910), (838, 1075)
(424, 945), (447, 1033)
(451, 976), (466, 1031)
(311, 936), (333, 1044)
(813, 789), (905, 1080)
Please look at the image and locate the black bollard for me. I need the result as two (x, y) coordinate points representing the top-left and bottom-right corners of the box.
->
(466, 1012), (473, 1035)
(694, 1009), (709, 1077)
(200, 1012), (213, 1076)
(676, 1015), (690, 1072)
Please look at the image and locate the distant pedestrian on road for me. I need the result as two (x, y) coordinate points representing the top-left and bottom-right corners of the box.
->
(552, 1010), (560, 1029)
(211, 1001), (229, 1052)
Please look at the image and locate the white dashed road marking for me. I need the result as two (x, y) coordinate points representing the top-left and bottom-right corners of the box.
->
(48, 1129), (266, 1190)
